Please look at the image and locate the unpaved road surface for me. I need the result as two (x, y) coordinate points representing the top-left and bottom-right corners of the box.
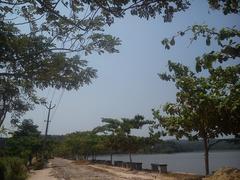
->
(51, 158), (120, 180)
(28, 158), (202, 180)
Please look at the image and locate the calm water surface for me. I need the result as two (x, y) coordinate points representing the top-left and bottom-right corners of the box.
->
(97, 151), (240, 175)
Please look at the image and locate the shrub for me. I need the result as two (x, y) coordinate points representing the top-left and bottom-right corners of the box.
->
(0, 157), (27, 180)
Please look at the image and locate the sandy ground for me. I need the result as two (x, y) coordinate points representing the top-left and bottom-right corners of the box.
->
(203, 167), (240, 180)
(28, 167), (57, 180)
(28, 158), (202, 180)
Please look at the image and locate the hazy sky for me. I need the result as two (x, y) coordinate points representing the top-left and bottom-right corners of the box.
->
(5, 1), (239, 135)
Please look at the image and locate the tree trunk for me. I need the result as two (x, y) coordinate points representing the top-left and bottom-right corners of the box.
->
(110, 152), (113, 164)
(129, 152), (132, 170)
(129, 152), (132, 163)
(203, 137), (209, 175)
(28, 154), (32, 166)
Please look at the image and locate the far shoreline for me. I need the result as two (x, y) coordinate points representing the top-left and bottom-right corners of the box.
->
(96, 149), (240, 156)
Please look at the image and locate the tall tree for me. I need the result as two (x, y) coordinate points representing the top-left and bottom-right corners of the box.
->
(6, 119), (42, 165)
(117, 115), (151, 165)
(93, 118), (122, 164)
(94, 115), (152, 165)
(160, 19), (240, 141)
(0, 0), (122, 126)
(153, 57), (239, 175)
(150, 0), (239, 175)
(59, 131), (104, 160)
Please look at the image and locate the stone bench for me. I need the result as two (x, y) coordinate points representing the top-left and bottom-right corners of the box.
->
(122, 162), (127, 168)
(104, 160), (112, 165)
(132, 162), (142, 170)
(123, 162), (142, 170)
(151, 163), (167, 173)
(114, 161), (123, 167)
(95, 160), (106, 164)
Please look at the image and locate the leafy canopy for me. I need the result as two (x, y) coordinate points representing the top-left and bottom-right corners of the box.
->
(159, 23), (240, 137)
(94, 115), (153, 153)
(0, 0), (123, 126)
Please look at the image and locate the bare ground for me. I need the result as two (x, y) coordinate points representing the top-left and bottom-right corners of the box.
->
(203, 167), (240, 180)
(28, 157), (202, 180)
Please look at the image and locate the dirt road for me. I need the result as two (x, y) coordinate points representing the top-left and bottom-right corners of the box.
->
(50, 158), (120, 180)
(28, 158), (202, 180)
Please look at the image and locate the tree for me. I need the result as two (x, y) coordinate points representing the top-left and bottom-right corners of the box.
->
(118, 115), (152, 166)
(94, 115), (152, 165)
(153, 54), (239, 174)
(162, 25), (240, 135)
(58, 131), (103, 160)
(0, 0), (122, 126)
(62, 132), (83, 160)
(6, 119), (42, 165)
(93, 118), (122, 164)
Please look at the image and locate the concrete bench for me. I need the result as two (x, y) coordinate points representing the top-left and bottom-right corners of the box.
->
(114, 161), (123, 167)
(125, 162), (131, 168)
(151, 163), (167, 173)
(132, 162), (142, 170)
(104, 160), (112, 165)
(95, 160), (105, 164)
(122, 162), (127, 168)
(124, 162), (142, 170)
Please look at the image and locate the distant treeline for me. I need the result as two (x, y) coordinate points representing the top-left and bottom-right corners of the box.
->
(148, 139), (240, 154)
(2, 136), (238, 155)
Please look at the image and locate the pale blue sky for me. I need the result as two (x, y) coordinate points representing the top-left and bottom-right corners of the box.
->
(8, 1), (239, 135)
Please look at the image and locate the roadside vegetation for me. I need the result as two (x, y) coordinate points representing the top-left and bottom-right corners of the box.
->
(0, 119), (44, 179)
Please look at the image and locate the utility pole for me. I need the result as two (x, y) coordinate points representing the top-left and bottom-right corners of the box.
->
(44, 101), (55, 138)
(43, 101), (55, 162)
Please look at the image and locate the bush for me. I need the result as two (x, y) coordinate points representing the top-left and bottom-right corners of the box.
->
(0, 157), (27, 180)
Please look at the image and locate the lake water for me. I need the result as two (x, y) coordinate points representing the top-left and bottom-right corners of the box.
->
(96, 151), (240, 175)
